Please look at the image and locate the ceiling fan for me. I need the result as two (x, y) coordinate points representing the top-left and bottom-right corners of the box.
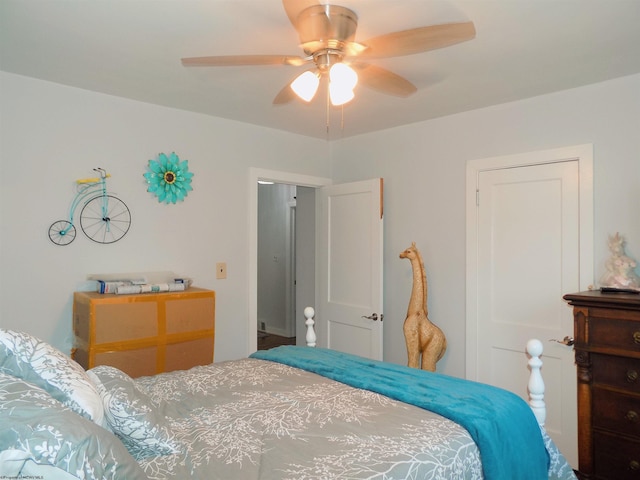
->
(181, 0), (475, 106)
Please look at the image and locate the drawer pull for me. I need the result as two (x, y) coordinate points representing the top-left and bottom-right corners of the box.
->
(634, 331), (640, 344)
(626, 410), (639, 423)
(628, 370), (639, 383)
(630, 460), (640, 471)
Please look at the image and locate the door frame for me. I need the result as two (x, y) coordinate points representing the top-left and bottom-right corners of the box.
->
(248, 168), (331, 355)
(285, 199), (296, 338)
(465, 144), (594, 379)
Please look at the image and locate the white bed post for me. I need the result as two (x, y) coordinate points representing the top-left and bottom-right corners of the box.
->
(526, 339), (546, 426)
(304, 307), (316, 347)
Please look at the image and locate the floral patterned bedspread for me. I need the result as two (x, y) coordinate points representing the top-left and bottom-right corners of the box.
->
(132, 358), (480, 479)
(125, 357), (576, 480)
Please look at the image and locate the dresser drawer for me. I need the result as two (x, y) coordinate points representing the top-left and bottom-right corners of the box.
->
(589, 317), (640, 355)
(166, 296), (215, 334)
(94, 302), (158, 343)
(592, 353), (640, 393)
(593, 431), (640, 480)
(593, 387), (640, 438)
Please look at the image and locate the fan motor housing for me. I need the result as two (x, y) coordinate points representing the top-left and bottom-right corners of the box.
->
(297, 4), (358, 56)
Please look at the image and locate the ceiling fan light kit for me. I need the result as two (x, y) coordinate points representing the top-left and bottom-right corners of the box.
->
(180, 1), (476, 121)
(328, 62), (358, 105)
(291, 70), (320, 101)
(328, 80), (354, 106)
(291, 61), (358, 105)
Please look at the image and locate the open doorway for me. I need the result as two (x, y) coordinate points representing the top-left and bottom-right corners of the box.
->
(257, 182), (297, 349)
(248, 168), (331, 355)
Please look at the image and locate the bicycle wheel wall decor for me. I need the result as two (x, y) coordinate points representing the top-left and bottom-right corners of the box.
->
(80, 195), (131, 244)
(144, 152), (194, 204)
(48, 168), (132, 246)
(48, 220), (77, 246)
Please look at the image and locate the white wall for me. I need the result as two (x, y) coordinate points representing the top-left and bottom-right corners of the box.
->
(0, 72), (331, 361)
(330, 73), (640, 377)
(2, 71), (639, 379)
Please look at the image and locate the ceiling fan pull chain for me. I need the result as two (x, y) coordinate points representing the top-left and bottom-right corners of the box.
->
(326, 86), (331, 139)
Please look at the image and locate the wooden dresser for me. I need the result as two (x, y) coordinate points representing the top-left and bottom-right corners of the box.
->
(564, 291), (640, 480)
(72, 287), (215, 377)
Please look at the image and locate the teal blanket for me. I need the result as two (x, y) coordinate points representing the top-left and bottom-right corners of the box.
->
(251, 346), (549, 480)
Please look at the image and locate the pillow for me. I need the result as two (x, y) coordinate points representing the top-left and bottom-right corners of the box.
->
(0, 328), (104, 426)
(0, 372), (147, 479)
(88, 365), (178, 460)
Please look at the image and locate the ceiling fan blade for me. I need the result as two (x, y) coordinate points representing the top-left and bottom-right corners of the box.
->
(273, 83), (297, 105)
(282, 0), (320, 31)
(352, 63), (417, 97)
(181, 55), (308, 67)
(359, 21), (476, 58)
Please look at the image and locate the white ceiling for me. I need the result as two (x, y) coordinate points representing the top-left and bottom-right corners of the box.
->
(2, 0), (639, 140)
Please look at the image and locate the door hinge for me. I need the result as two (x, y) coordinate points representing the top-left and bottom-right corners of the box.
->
(476, 189), (480, 206)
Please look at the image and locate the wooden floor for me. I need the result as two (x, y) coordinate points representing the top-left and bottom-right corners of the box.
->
(257, 332), (296, 350)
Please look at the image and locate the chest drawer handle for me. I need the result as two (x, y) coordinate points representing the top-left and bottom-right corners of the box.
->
(628, 370), (639, 383)
(634, 331), (640, 344)
(626, 410), (639, 423)
(631, 460), (640, 471)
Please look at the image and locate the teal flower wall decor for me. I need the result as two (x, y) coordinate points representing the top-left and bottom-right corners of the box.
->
(144, 152), (194, 204)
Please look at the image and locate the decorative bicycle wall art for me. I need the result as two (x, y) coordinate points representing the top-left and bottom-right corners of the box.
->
(48, 168), (131, 246)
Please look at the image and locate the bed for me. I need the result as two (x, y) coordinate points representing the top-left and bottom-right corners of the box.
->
(0, 314), (576, 480)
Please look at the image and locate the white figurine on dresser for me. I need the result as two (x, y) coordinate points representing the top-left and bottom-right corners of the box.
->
(600, 232), (640, 290)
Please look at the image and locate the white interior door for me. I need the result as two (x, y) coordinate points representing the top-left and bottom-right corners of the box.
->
(466, 145), (594, 469)
(317, 178), (384, 360)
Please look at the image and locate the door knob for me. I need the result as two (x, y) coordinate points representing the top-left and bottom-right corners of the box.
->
(362, 313), (382, 321)
(549, 336), (574, 346)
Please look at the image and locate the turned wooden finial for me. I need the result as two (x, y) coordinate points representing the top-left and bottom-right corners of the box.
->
(526, 339), (546, 426)
(304, 307), (316, 347)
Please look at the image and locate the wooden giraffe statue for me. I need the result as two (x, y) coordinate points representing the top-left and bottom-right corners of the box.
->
(399, 242), (447, 371)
